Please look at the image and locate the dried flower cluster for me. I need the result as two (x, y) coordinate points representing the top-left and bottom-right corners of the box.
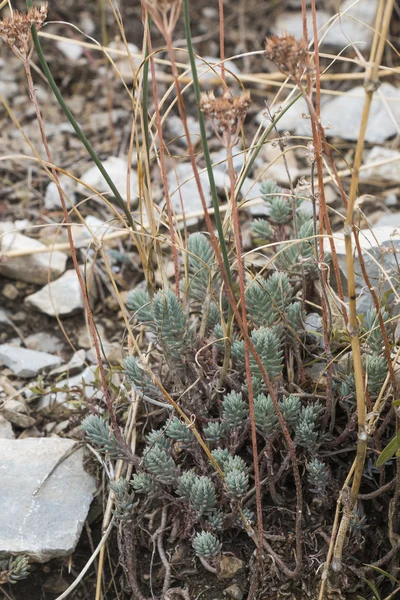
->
(199, 90), (251, 145)
(265, 34), (309, 79)
(0, 4), (47, 56)
(143, 0), (182, 36)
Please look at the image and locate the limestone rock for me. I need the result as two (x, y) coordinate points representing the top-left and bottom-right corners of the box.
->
(24, 332), (65, 354)
(44, 174), (77, 211)
(77, 156), (138, 203)
(166, 163), (212, 226)
(38, 366), (102, 409)
(318, 84), (400, 144)
(2, 399), (36, 429)
(360, 147), (400, 184)
(0, 437), (96, 562)
(25, 268), (97, 317)
(0, 415), (14, 439)
(0, 232), (67, 285)
(218, 554), (244, 579)
(0, 345), (62, 378)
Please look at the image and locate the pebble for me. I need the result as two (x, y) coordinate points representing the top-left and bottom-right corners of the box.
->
(166, 162), (212, 226)
(56, 39), (83, 61)
(0, 232), (68, 285)
(194, 56), (240, 87)
(2, 283), (19, 300)
(360, 147), (400, 184)
(38, 366), (102, 409)
(0, 415), (14, 439)
(317, 83), (400, 144)
(25, 267), (97, 317)
(0, 345), (62, 378)
(224, 584), (244, 600)
(77, 156), (138, 202)
(44, 174), (77, 211)
(218, 555), (244, 579)
(24, 332), (65, 354)
(2, 399), (36, 429)
(0, 437), (96, 562)
(168, 115), (201, 147)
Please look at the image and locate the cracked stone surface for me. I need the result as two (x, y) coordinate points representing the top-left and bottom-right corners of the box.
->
(0, 438), (96, 562)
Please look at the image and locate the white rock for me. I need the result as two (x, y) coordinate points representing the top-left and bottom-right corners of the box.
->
(195, 56), (240, 87)
(44, 174), (77, 210)
(256, 96), (310, 134)
(326, 226), (400, 313)
(323, 0), (378, 50)
(166, 163), (212, 226)
(77, 157), (138, 202)
(168, 115), (201, 147)
(107, 41), (140, 84)
(0, 437), (96, 562)
(241, 179), (268, 216)
(0, 415), (14, 439)
(25, 332), (64, 354)
(256, 143), (300, 186)
(2, 399), (36, 428)
(272, 1), (377, 50)
(0, 345), (62, 378)
(272, 10), (331, 43)
(0, 232), (68, 285)
(25, 268), (97, 317)
(38, 366), (102, 409)
(319, 83), (400, 144)
(360, 147), (400, 184)
(56, 40), (83, 61)
(49, 350), (86, 376)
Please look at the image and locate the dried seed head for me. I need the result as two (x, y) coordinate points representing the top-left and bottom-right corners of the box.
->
(0, 4), (47, 56)
(265, 34), (308, 79)
(143, 0), (182, 36)
(200, 90), (251, 143)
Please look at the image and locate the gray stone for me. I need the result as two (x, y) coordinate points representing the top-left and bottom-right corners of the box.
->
(77, 156), (138, 202)
(0, 415), (14, 439)
(0, 232), (68, 285)
(0, 345), (62, 378)
(44, 174), (77, 211)
(224, 584), (244, 600)
(0, 437), (96, 562)
(49, 350), (86, 376)
(272, 10), (331, 45)
(25, 268), (97, 317)
(256, 96), (310, 134)
(168, 115), (201, 147)
(272, 1), (377, 50)
(2, 283), (19, 300)
(305, 313), (324, 349)
(360, 147), (400, 184)
(2, 399), (36, 429)
(25, 332), (64, 354)
(326, 226), (400, 313)
(56, 40), (83, 61)
(38, 366), (102, 409)
(318, 84), (400, 144)
(166, 163), (212, 226)
(374, 213), (400, 228)
(194, 56), (239, 87)
(323, 0), (378, 50)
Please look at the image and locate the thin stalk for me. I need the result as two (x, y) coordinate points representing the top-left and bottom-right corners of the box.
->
(218, 0), (226, 86)
(147, 28), (180, 296)
(183, 0), (232, 287)
(22, 56), (125, 447)
(26, 4), (135, 229)
(227, 141), (263, 557)
(327, 0), (395, 584)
